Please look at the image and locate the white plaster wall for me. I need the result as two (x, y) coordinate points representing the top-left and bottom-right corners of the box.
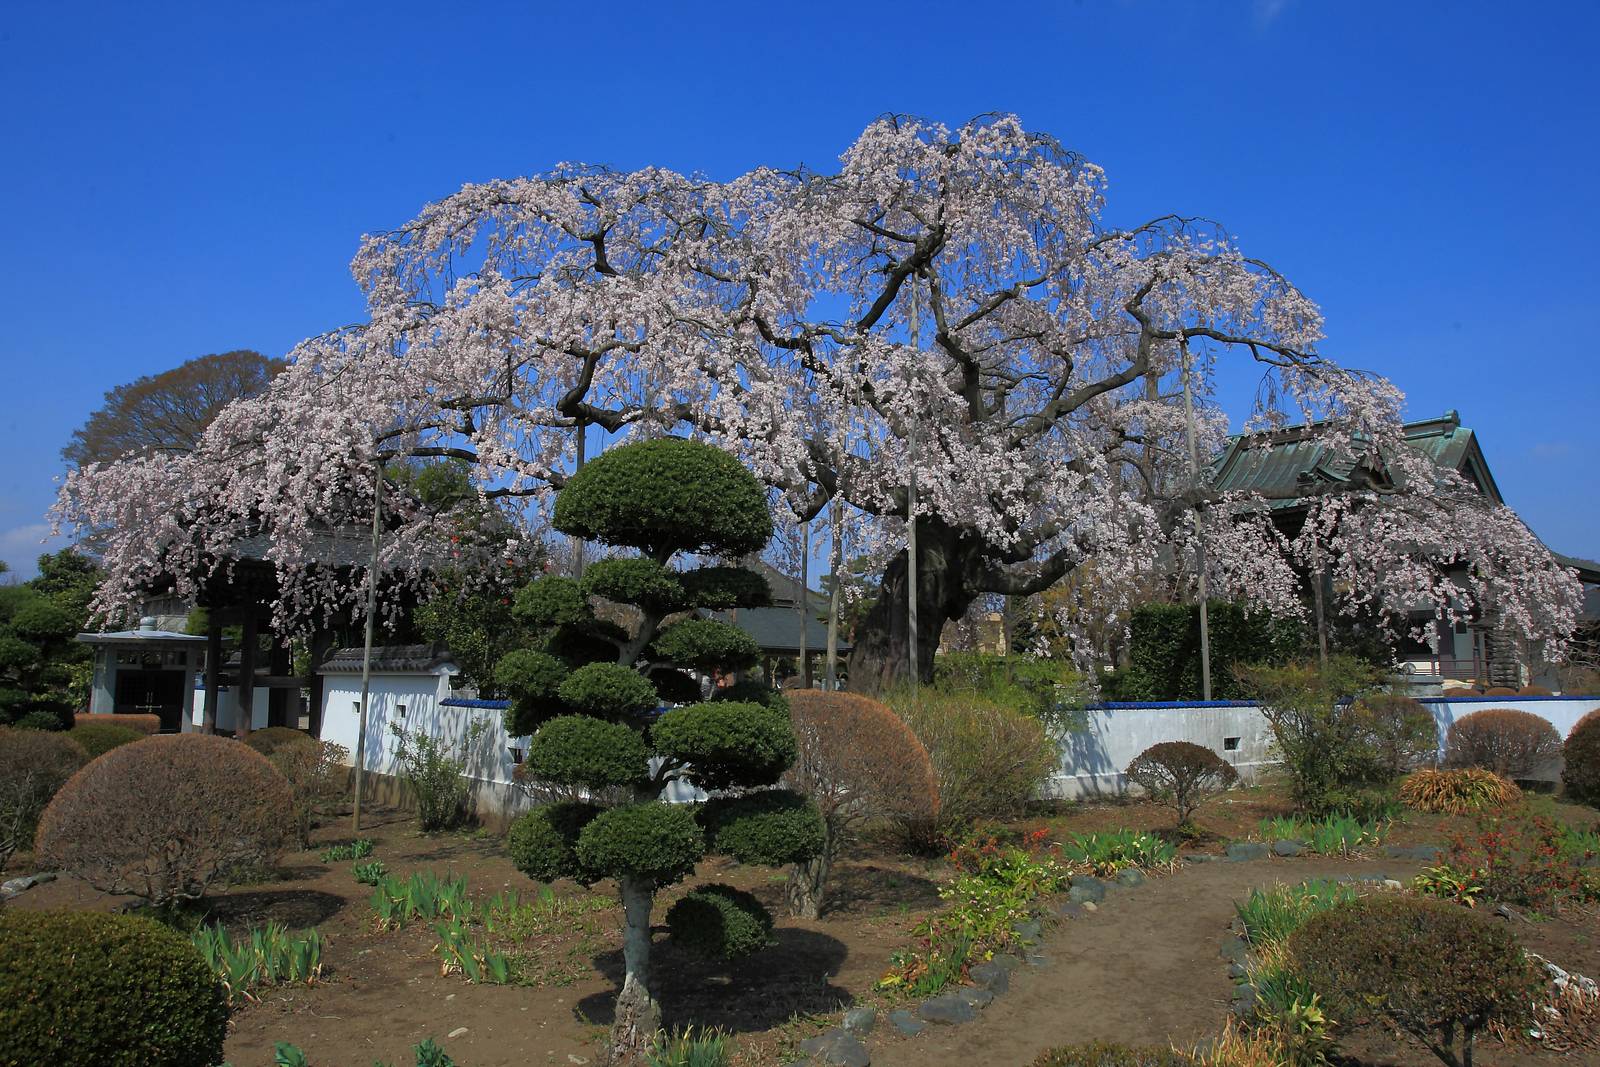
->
(318, 673), (454, 777)
(1044, 696), (1600, 801)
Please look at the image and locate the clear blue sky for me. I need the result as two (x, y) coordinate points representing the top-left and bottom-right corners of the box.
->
(3, 1), (1597, 577)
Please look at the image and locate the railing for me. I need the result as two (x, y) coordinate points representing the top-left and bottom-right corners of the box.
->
(1403, 654), (1487, 683)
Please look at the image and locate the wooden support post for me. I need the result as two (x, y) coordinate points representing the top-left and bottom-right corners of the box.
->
(202, 612), (221, 735)
(237, 610), (258, 739)
(268, 642), (292, 727)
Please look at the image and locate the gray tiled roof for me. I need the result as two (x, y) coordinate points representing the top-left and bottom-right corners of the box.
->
(319, 643), (455, 674)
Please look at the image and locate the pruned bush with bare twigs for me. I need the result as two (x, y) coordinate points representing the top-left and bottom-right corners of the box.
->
(268, 737), (349, 848)
(35, 734), (293, 906)
(1125, 741), (1238, 829)
(0, 726), (87, 875)
(1445, 708), (1563, 779)
(782, 691), (939, 917)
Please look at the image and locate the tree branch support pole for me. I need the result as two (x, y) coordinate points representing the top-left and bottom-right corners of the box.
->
(572, 416), (588, 578)
(201, 610), (221, 735)
(1179, 341), (1213, 701)
(352, 461), (383, 832)
(236, 608), (257, 740)
(907, 274), (921, 692)
(826, 505), (842, 691)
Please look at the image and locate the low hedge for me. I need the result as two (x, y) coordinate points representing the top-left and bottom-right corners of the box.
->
(67, 720), (145, 758)
(665, 883), (774, 959)
(241, 726), (314, 757)
(1563, 709), (1600, 805)
(0, 909), (229, 1067)
(72, 712), (160, 735)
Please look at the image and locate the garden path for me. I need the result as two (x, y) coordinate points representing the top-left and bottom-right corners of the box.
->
(868, 854), (1425, 1066)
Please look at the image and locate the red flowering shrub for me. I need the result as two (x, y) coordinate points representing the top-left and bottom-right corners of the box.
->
(1444, 808), (1588, 911)
(1445, 708), (1562, 779)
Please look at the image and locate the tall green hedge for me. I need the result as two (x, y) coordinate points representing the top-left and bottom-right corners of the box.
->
(1106, 601), (1305, 701)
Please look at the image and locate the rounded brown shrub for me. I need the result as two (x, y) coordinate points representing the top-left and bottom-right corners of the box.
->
(783, 691), (940, 916)
(0, 909), (229, 1067)
(1518, 685), (1553, 696)
(1484, 686), (1520, 696)
(1287, 896), (1538, 1066)
(0, 726), (87, 870)
(242, 725), (315, 757)
(1351, 692), (1440, 777)
(1398, 767), (1520, 814)
(73, 712), (160, 735)
(1444, 708), (1563, 778)
(270, 737), (350, 848)
(1125, 740), (1238, 828)
(35, 734), (293, 905)
(1563, 709), (1600, 805)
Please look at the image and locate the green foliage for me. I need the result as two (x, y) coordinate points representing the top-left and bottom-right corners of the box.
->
(1030, 1045), (1194, 1067)
(1234, 879), (1359, 947)
(698, 789), (825, 866)
(552, 437), (772, 558)
(0, 550), (98, 726)
(415, 579), (536, 697)
(1287, 896), (1539, 1067)
(650, 618), (762, 672)
(679, 565), (772, 610)
(190, 921), (324, 1006)
(368, 870), (472, 930)
(1235, 656), (1392, 815)
(390, 722), (484, 832)
(652, 701), (795, 791)
(273, 1038), (459, 1067)
(353, 859), (388, 885)
(1562, 709), (1600, 805)
(433, 915), (512, 984)
(709, 678), (788, 711)
(525, 715), (648, 789)
(557, 662), (659, 721)
(1444, 807), (1594, 910)
(1058, 829), (1177, 876)
(665, 883), (775, 959)
(241, 726), (313, 757)
(581, 557), (687, 613)
(931, 651), (1085, 730)
(576, 802), (705, 887)
(1411, 864), (1486, 908)
(0, 726), (88, 871)
(507, 801), (604, 884)
(319, 838), (374, 862)
(511, 576), (592, 630)
(496, 648), (569, 735)
(12, 708), (66, 730)
(0, 909), (229, 1067)
(1107, 601), (1305, 702)
(1254, 813), (1388, 856)
(68, 719), (145, 757)
(544, 619), (629, 667)
(648, 1026), (732, 1067)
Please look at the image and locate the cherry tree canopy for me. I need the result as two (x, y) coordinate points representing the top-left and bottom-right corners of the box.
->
(53, 115), (1582, 683)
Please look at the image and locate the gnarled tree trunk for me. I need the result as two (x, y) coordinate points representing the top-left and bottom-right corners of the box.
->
(607, 875), (661, 1066)
(848, 516), (982, 693)
(786, 826), (837, 919)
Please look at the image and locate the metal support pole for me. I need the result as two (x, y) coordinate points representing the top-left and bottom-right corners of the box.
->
(798, 519), (811, 689)
(1179, 341), (1213, 701)
(826, 506), (842, 691)
(571, 417), (587, 579)
(352, 461), (383, 832)
(907, 275), (921, 692)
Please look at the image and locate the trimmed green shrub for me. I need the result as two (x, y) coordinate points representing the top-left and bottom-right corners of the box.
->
(1029, 1044), (1193, 1067)
(67, 719), (144, 757)
(710, 678), (788, 711)
(525, 715), (648, 789)
(35, 734), (292, 905)
(508, 802), (604, 883)
(1562, 709), (1600, 805)
(242, 726), (314, 757)
(679, 565), (772, 610)
(666, 884), (774, 959)
(699, 789), (826, 866)
(558, 662), (660, 721)
(1287, 896), (1538, 1067)
(0, 725), (87, 871)
(497, 648), (569, 735)
(649, 618), (762, 673)
(652, 701), (795, 791)
(511, 575), (590, 629)
(581, 557), (687, 614)
(1125, 740), (1237, 828)
(1108, 601), (1304, 702)
(13, 709), (66, 731)
(576, 803), (704, 887)
(0, 909), (229, 1067)
(1445, 708), (1562, 779)
(552, 436), (772, 558)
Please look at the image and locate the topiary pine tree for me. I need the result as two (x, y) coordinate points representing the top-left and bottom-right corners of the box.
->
(498, 437), (824, 1065)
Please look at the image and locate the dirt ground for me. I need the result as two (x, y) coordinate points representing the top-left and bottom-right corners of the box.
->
(9, 785), (1599, 1066)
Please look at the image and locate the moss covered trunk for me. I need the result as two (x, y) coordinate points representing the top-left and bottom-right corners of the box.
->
(848, 516), (979, 693)
(786, 827), (836, 920)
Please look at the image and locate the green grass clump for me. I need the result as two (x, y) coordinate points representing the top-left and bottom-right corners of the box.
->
(1235, 880), (1359, 947)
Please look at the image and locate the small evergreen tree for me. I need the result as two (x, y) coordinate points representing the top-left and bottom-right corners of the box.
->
(498, 439), (824, 1065)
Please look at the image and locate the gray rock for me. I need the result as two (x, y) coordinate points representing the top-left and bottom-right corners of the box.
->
(888, 1009), (925, 1037)
(956, 986), (994, 1009)
(1494, 903), (1532, 924)
(919, 993), (978, 1025)
(1011, 918), (1042, 942)
(1220, 936), (1249, 962)
(1068, 876), (1107, 903)
(1271, 839), (1302, 857)
(0, 871), (57, 899)
(1230, 982), (1258, 1017)
(1023, 952), (1049, 968)
(968, 961), (1011, 993)
(1227, 961), (1248, 979)
(1185, 852), (1221, 863)
(989, 953), (1022, 972)
(798, 1029), (870, 1067)
(842, 1005), (877, 1035)
(1384, 844), (1441, 862)
(1226, 842), (1270, 862)
(1114, 867), (1146, 887)
(1058, 901), (1085, 920)
(1382, 879), (1404, 891)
